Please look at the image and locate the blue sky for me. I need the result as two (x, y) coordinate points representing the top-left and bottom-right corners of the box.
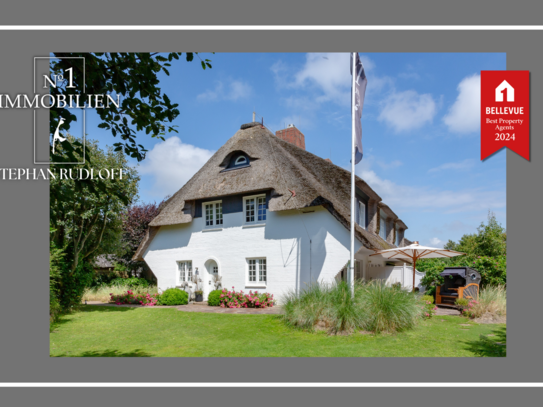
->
(85, 52), (507, 248)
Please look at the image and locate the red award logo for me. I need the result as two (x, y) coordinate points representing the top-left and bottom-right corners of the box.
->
(481, 71), (530, 160)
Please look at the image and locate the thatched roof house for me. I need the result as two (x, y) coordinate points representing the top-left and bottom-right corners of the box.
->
(135, 122), (409, 261)
(136, 122), (416, 298)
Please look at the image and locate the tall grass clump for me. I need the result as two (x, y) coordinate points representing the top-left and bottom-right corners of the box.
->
(282, 280), (421, 335)
(82, 284), (158, 303)
(471, 285), (506, 317)
(357, 281), (421, 333)
(282, 282), (330, 331)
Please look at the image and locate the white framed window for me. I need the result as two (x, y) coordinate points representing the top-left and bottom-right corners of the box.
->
(380, 211), (387, 240)
(243, 194), (267, 224)
(247, 258), (267, 286)
(213, 266), (218, 274)
(177, 261), (192, 284)
(396, 226), (401, 246)
(357, 200), (366, 229)
(203, 200), (223, 228)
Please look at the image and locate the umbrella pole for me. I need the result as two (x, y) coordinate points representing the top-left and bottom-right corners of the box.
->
(412, 257), (417, 292)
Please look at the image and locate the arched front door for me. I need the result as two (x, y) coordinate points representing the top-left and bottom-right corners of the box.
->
(204, 259), (219, 300)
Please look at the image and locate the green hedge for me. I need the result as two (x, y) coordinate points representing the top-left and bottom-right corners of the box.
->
(157, 288), (189, 306)
(207, 290), (222, 306)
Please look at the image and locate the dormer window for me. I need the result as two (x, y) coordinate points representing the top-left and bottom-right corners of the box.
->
(223, 151), (251, 171)
(379, 210), (387, 240)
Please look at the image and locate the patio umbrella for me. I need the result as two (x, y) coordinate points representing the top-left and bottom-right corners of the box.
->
(369, 241), (465, 292)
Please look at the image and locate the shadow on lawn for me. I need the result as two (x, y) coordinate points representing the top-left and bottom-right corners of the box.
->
(50, 305), (139, 331)
(53, 349), (152, 357)
(462, 325), (507, 357)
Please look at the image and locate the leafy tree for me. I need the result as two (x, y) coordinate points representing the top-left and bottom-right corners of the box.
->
(119, 198), (169, 272)
(49, 228), (65, 323)
(49, 52), (212, 164)
(419, 212), (506, 294)
(50, 137), (140, 274)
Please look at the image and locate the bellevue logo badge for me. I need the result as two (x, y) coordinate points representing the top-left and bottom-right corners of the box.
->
(481, 71), (530, 160)
(495, 80), (515, 102)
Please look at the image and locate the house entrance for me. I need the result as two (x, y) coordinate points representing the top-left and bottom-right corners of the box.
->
(204, 259), (219, 300)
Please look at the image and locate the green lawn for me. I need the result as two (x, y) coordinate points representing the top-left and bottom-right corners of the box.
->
(50, 306), (506, 357)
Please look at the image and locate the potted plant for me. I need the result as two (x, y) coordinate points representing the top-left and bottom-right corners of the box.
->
(191, 275), (204, 302)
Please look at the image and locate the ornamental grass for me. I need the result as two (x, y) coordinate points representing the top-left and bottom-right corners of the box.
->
(282, 280), (422, 335)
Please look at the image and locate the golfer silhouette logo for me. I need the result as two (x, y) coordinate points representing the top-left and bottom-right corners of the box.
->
(52, 118), (67, 154)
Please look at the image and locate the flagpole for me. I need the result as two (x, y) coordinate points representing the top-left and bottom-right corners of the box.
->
(350, 52), (356, 297)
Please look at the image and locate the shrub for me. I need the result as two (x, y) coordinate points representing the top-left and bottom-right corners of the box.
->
(110, 277), (150, 288)
(462, 285), (506, 319)
(419, 295), (438, 319)
(59, 261), (95, 309)
(219, 287), (275, 309)
(455, 298), (470, 313)
(83, 284), (158, 303)
(282, 280), (421, 335)
(157, 288), (189, 306)
(207, 290), (222, 306)
(109, 290), (159, 306)
(50, 231), (64, 324)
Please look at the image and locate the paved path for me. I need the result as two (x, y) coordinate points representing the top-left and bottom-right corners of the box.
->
(435, 306), (461, 316)
(87, 301), (457, 316)
(86, 301), (282, 314)
(176, 303), (282, 314)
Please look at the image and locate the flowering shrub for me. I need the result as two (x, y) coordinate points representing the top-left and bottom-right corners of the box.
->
(109, 290), (159, 306)
(461, 299), (479, 318)
(219, 287), (275, 309)
(419, 295), (438, 319)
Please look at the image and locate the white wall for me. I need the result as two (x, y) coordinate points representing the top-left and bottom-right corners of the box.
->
(143, 206), (362, 303)
(365, 264), (425, 290)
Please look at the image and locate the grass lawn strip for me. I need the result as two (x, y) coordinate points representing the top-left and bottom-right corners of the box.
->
(50, 306), (506, 357)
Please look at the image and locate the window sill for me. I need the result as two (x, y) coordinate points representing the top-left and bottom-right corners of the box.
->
(242, 223), (266, 229)
(203, 227), (223, 232)
(245, 285), (267, 289)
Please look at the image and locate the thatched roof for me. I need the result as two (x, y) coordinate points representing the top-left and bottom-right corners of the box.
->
(94, 254), (116, 269)
(134, 122), (401, 260)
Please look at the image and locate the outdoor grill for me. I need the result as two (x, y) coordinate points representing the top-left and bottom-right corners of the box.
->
(436, 267), (481, 307)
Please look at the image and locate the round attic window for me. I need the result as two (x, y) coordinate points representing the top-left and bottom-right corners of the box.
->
(224, 152), (251, 170)
(235, 156), (247, 166)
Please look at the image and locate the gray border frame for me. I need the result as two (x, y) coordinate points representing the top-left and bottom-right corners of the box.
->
(0, 29), (540, 385)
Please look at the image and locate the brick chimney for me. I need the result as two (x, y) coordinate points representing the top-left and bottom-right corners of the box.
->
(275, 124), (306, 150)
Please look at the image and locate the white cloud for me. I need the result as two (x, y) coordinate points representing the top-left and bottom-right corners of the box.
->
(428, 237), (445, 248)
(139, 137), (214, 198)
(229, 80), (252, 101)
(197, 79), (252, 102)
(443, 74), (480, 134)
(377, 159), (403, 170)
(428, 158), (475, 173)
(293, 53), (351, 105)
(357, 161), (505, 214)
(378, 90), (437, 132)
